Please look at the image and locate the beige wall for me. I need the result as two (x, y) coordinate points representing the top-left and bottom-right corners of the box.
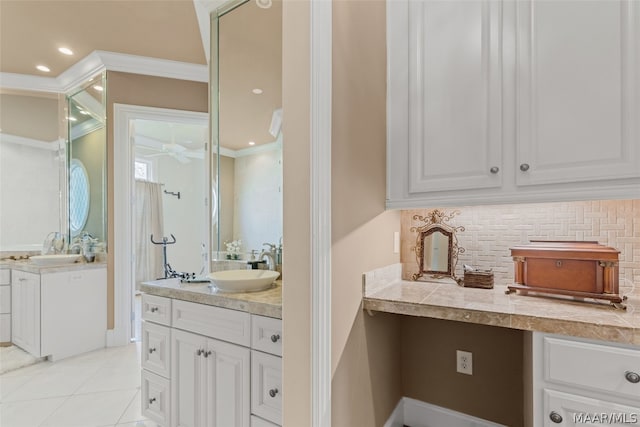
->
(331, 1), (403, 426)
(401, 317), (525, 426)
(0, 91), (59, 142)
(282, 1), (312, 425)
(105, 71), (208, 328)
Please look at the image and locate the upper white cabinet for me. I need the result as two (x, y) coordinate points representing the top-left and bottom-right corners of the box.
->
(515, 0), (640, 187)
(387, 0), (640, 208)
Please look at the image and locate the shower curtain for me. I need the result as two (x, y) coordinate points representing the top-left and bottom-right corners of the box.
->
(135, 180), (164, 289)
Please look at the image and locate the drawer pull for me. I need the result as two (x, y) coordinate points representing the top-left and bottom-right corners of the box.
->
(268, 388), (279, 398)
(149, 397), (157, 404)
(625, 371), (640, 384)
(148, 347), (157, 354)
(549, 411), (562, 424)
(150, 306), (158, 313)
(270, 334), (281, 343)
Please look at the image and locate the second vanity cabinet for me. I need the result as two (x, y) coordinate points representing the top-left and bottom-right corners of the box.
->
(141, 294), (283, 427)
(11, 267), (106, 360)
(533, 332), (640, 426)
(387, 0), (640, 208)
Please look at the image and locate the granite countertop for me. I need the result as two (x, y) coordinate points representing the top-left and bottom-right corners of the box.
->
(363, 264), (640, 346)
(140, 278), (282, 319)
(1, 259), (107, 274)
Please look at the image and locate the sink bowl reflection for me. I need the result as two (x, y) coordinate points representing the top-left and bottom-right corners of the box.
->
(208, 269), (280, 292)
(30, 254), (82, 266)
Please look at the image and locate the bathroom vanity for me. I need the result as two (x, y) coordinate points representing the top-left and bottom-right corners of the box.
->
(140, 279), (282, 427)
(7, 261), (106, 360)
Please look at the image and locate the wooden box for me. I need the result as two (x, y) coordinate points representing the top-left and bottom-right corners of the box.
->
(463, 270), (494, 289)
(507, 241), (623, 306)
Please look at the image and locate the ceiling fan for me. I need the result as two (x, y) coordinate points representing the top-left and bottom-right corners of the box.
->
(141, 142), (193, 164)
(135, 123), (204, 164)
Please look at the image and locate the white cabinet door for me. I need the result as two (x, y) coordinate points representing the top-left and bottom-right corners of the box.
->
(516, 0), (640, 186)
(172, 329), (207, 427)
(11, 270), (40, 356)
(172, 329), (250, 427)
(205, 338), (250, 427)
(40, 269), (106, 360)
(388, 0), (503, 200)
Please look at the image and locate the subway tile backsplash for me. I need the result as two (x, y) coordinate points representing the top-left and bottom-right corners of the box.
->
(401, 200), (640, 290)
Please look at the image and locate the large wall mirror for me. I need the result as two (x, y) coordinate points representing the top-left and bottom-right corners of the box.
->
(211, 0), (283, 264)
(0, 89), (64, 251)
(67, 73), (107, 245)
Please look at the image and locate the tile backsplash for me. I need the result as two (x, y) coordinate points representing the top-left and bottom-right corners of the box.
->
(401, 200), (640, 289)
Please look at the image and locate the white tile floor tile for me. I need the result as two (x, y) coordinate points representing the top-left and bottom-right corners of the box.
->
(0, 342), (150, 427)
(0, 396), (68, 427)
(40, 389), (138, 427)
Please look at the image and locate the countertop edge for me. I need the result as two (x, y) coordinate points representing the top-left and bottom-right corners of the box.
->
(140, 282), (282, 319)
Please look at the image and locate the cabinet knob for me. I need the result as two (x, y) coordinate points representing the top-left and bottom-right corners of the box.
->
(196, 349), (203, 356)
(149, 397), (157, 404)
(519, 163), (530, 172)
(204, 350), (212, 358)
(148, 347), (156, 354)
(270, 334), (281, 343)
(625, 371), (640, 384)
(150, 306), (158, 313)
(268, 388), (279, 398)
(549, 411), (563, 424)
(490, 166), (499, 174)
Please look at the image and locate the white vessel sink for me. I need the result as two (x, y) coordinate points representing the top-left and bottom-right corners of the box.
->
(30, 254), (82, 266)
(208, 269), (280, 292)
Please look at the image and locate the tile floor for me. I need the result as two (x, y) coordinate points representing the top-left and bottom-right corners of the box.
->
(0, 342), (158, 427)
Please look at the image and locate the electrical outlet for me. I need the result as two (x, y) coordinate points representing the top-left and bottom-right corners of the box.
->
(456, 350), (473, 375)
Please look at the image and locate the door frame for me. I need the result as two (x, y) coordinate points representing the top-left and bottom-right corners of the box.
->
(111, 104), (209, 346)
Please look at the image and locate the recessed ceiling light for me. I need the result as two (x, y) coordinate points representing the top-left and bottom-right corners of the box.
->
(67, 116), (77, 122)
(252, 88), (263, 95)
(248, 141), (256, 146)
(36, 65), (50, 72)
(58, 47), (73, 56)
(93, 85), (104, 92)
(78, 110), (90, 115)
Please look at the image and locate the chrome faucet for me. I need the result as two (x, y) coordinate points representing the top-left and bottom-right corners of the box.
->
(259, 243), (276, 271)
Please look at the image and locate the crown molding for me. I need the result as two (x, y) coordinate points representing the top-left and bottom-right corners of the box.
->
(0, 133), (60, 150)
(193, 0), (230, 64)
(0, 50), (208, 94)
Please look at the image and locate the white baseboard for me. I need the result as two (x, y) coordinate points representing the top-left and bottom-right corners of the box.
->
(384, 397), (506, 427)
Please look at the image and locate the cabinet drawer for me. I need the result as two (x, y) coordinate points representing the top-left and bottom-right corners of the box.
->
(0, 286), (10, 314)
(142, 321), (171, 378)
(12, 269), (39, 285)
(544, 336), (640, 402)
(543, 388), (640, 427)
(0, 269), (9, 285)
(251, 350), (282, 425)
(251, 415), (280, 427)
(142, 369), (171, 426)
(142, 294), (172, 326)
(252, 315), (282, 356)
(172, 299), (250, 346)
